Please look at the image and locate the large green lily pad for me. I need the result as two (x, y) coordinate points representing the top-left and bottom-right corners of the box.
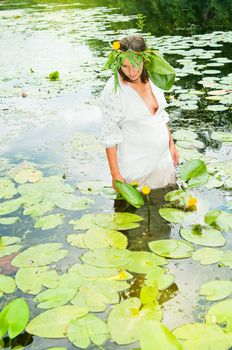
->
(108, 297), (162, 345)
(76, 181), (106, 195)
(34, 287), (78, 309)
(199, 280), (232, 301)
(0, 198), (23, 216)
(83, 227), (128, 250)
(23, 201), (54, 217)
(67, 314), (108, 349)
(12, 243), (68, 267)
(159, 208), (190, 224)
(25, 305), (88, 338)
(145, 268), (175, 291)
(149, 239), (194, 259)
(172, 130), (198, 141)
(15, 266), (59, 294)
(205, 298), (232, 332)
(54, 194), (94, 211)
(180, 226), (225, 247)
(173, 323), (232, 350)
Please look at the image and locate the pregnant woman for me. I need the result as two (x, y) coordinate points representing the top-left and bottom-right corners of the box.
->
(100, 35), (179, 190)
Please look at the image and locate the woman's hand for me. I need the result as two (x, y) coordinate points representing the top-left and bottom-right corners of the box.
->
(170, 143), (179, 167)
(112, 174), (125, 191)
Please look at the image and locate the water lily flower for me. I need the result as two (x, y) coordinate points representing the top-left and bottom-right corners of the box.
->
(141, 185), (151, 195)
(112, 41), (120, 50)
(187, 196), (197, 207)
(130, 181), (139, 187)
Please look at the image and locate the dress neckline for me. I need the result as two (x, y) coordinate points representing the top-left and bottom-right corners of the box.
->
(119, 77), (160, 117)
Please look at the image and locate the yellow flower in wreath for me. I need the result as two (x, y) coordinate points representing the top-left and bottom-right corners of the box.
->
(112, 41), (120, 50)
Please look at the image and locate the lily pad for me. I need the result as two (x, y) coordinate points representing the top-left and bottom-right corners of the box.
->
(199, 280), (232, 301)
(220, 251), (232, 268)
(0, 275), (16, 297)
(0, 198), (23, 216)
(66, 233), (87, 249)
(76, 181), (106, 195)
(205, 298), (232, 332)
(172, 130), (198, 141)
(180, 226), (225, 247)
(173, 323), (232, 350)
(34, 287), (78, 309)
(0, 217), (19, 225)
(14, 168), (43, 184)
(67, 314), (108, 349)
(206, 105), (228, 111)
(15, 266), (59, 294)
(125, 251), (167, 274)
(140, 320), (182, 350)
(145, 268), (175, 291)
(159, 208), (189, 224)
(54, 194), (94, 211)
(108, 297), (162, 345)
(149, 239), (194, 259)
(0, 178), (17, 199)
(23, 201), (54, 217)
(83, 227), (128, 250)
(0, 298), (30, 339)
(25, 305), (88, 338)
(34, 214), (64, 230)
(211, 131), (232, 142)
(176, 139), (204, 150)
(12, 243), (68, 267)
(81, 248), (130, 268)
(191, 248), (223, 265)
(0, 236), (22, 258)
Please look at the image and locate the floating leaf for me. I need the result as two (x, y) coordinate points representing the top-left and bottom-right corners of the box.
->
(83, 227), (128, 250)
(211, 131), (232, 142)
(191, 248), (223, 265)
(77, 181), (106, 195)
(220, 251), (232, 268)
(34, 288), (77, 309)
(176, 139), (204, 150)
(14, 169), (42, 184)
(0, 298), (30, 339)
(34, 214), (64, 230)
(125, 251), (167, 274)
(0, 217), (19, 225)
(67, 314), (108, 349)
(0, 275), (16, 297)
(0, 236), (22, 258)
(199, 280), (232, 301)
(81, 248), (130, 268)
(26, 305), (88, 338)
(108, 297), (162, 345)
(100, 186), (117, 199)
(172, 130), (198, 141)
(180, 226), (225, 247)
(12, 243), (68, 267)
(205, 210), (232, 231)
(66, 234), (87, 249)
(23, 201), (54, 217)
(0, 198), (23, 216)
(206, 105), (228, 111)
(15, 266), (59, 294)
(140, 320), (182, 350)
(205, 298), (232, 332)
(54, 194), (94, 211)
(179, 159), (209, 187)
(159, 208), (190, 224)
(0, 178), (17, 199)
(149, 239), (194, 259)
(173, 323), (232, 350)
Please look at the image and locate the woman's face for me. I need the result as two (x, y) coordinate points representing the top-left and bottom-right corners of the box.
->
(121, 57), (144, 81)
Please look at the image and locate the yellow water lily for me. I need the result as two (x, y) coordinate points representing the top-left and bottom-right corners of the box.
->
(130, 181), (139, 187)
(187, 196), (197, 207)
(112, 41), (120, 50)
(141, 185), (151, 195)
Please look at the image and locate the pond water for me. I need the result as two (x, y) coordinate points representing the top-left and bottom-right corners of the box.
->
(0, 0), (232, 349)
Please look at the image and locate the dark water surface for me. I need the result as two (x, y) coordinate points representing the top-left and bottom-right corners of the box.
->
(0, 1), (232, 349)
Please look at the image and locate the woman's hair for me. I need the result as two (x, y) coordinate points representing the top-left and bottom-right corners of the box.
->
(118, 35), (149, 84)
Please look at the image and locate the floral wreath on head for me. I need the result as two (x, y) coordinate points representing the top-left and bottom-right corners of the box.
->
(103, 40), (176, 92)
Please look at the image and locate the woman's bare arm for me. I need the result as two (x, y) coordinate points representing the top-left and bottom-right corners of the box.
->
(106, 146), (125, 189)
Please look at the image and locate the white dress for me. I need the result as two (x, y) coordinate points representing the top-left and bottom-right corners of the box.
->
(100, 75), (176, 190)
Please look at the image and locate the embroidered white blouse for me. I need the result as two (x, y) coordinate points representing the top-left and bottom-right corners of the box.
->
(100, 75), (176, 189)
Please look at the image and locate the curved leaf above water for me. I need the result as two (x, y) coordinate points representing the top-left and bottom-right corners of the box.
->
(107, 297), (162, 345)
(179, 159), (209, 188)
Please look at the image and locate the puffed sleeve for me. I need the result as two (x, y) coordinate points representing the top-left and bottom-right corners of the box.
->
(99, 79), (124, 148)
